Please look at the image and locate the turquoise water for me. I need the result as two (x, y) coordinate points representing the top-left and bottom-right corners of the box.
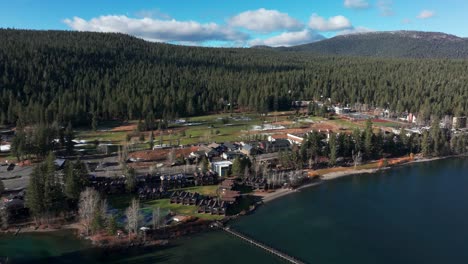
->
(1, 157), (467, 263)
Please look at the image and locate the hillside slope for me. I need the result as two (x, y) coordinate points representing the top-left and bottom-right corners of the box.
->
(0, 29), (467, 127)
(282, 31), (468, 59)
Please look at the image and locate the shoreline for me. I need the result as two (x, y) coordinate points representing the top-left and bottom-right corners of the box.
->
(6, 155), (466, 237)
(258, 155), (467, 204)
(1, 222), (82, 235)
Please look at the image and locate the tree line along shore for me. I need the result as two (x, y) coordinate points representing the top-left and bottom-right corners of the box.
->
(1, 111), (466, 247)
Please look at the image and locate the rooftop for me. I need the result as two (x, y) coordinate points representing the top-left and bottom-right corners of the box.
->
(212, 161), (233, 166)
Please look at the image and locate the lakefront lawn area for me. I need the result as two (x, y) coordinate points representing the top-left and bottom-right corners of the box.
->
(172, 185), (219, 196)
(142, 199), (224, 221)
(107, 194), (224, 221)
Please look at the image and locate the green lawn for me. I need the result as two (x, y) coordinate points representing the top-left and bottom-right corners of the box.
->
(107, 194), (137, 210)
(107, 191), (224, 220)
(143, 199), (224, 220)
(76, 130), (127, 143)
(171, 185), (219, 196)
(0, 153), (16, 161)
(173, 113), (264, 145)
(72, 112), (297, 146)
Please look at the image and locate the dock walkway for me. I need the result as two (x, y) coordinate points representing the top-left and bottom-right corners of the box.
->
(222, 227), (306, 264)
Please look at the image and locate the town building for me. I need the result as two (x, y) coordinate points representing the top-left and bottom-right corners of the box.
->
(259, 139), (291, 153)
(211, 160), (233, 177)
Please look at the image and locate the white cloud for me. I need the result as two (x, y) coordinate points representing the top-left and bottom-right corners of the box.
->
(337, 26), (374, 36)
(377, 0), (394, 17)
(308, 14), (352, 31)
(344, 0), (370, 9)
(249, 30), (325, 47)
(417, 10), (435, 19)
(63, 15), (248, 43)
(229, 8), (303, 33)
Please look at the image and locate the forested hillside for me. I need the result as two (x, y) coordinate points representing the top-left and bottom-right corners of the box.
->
(283, 31), (468, 59)
(0, 29), (467, 127)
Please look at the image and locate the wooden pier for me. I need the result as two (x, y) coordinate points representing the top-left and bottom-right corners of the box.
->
(222, 227), (306, 264)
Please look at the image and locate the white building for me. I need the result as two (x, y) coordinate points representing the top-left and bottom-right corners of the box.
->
(211, 161), (233, 177)
(0, 144), (11, 152)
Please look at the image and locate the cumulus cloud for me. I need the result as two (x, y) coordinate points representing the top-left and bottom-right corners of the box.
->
(377, 0), (394, 16)
(344, 0), (370, 9)
(249, 30), (325, 47)
(63, 15), (248, 43)
(228, 8), (303, 33)
(308, 14), (352, 31)
(337, 26), (374, 36)
(417, 10), (435, 19)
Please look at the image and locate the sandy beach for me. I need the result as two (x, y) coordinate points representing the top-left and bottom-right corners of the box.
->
(259, 181), (323, 203)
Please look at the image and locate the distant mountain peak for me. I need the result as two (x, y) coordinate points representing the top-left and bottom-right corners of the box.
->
(282, 30), (468, 59)
(336, 30), (462, 42)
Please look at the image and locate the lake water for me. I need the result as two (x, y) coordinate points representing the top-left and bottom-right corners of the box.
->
(1, 157), (467, 264)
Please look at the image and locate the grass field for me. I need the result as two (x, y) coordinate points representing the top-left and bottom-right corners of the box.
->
(142, 199), (224, 220)
(171, 112), (291, 145)
(329, 118), (363, 129)
(107, 189), (224, 221)
(73, 111), (402, 148)
(172, 185), (219, 196)
(76, 130), (127, 143)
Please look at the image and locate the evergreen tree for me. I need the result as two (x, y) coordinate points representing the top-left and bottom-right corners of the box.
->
(421, 131), (431, 157)
(430, 119), (443, 156)
(64, 122), (74, 155)
(231, 157), (242, 176)
(42, 153), (65, 217)
(329, 133), (337, 166)
(64, 160), (89, 202)
(149, 131), (155, 150)
(25, 153), (64, 221)
(26, 165), (44, 221)
(91, 112), (98, 131)
(107, 215), (118, 235)
(364, 119), (374, 160)
(0, 180), (4, 195)
(125, 167), (137, 193)
(353, 128), (363, 153)
(200, 156), (209, 173)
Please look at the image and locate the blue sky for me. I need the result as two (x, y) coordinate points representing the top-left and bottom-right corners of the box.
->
(0, 0), (466, 47)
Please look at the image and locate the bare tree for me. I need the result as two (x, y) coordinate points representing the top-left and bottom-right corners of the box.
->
(100, 199), (108, 221)
(126, 198), (141, 236)
(118, 144), (129, 169)
(254, 159), (261, 177)
(0, 201), (9, 229)
(262, 164), (269, 178)
(352, 150), (363, 169)
(78, 187), (101, 236)
(152, 207), (161, 230)
(243, 166), (250, 178)
(149, 163), (159, 175)
(167, 148), (176, 164)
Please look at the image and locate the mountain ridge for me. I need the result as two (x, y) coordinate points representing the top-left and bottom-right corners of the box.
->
(276, 30), (468, 59)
